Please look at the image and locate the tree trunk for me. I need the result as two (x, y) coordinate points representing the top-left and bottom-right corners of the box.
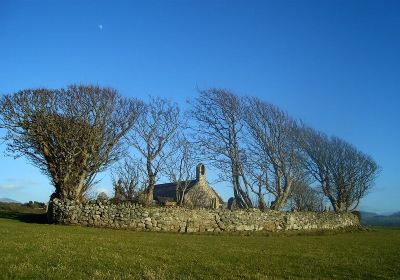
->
(270, 196), (283, 210)
(238, 187), (253, 208)
(144, 174), (155, 206)
(270, 191), (289, 210)
(258, 194), (266, 210)
(232, 163), (253, 209)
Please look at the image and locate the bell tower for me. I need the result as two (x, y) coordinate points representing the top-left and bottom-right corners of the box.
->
(196, 163), (206, 183)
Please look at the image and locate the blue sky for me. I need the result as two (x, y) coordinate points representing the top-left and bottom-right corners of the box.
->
(0, 0), (399, 213)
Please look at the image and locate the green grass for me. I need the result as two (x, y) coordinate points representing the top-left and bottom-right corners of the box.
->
(0, 209), (399, 279)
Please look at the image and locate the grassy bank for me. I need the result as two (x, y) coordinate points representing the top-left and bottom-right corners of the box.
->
(0, 209), (399, 279)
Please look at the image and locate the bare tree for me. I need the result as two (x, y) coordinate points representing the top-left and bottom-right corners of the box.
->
(289, 180), (325, 212)
(164, 135), (198, 206)
(0, 85), (143, 201)
(127, 97), (180, 206)
(327, 137), (379, 211)
(297, 126), (335, 209)
(298, 126), (379, 212)
(111, 157), (145, 202)
(244, 97), (303, 210)
(240, 151), (269, 210)
(189, 89), (253, 208)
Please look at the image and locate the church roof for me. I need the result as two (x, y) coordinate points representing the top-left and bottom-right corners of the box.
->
(154, 180), (197, 201)
(153, 180), (224, 204)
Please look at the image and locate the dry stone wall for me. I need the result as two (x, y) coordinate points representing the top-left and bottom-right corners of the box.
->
(49, 199), (360, 233)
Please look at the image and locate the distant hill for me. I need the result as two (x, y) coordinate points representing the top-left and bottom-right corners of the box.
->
(360, 211), (400, 227)
(389, 211), (400, 217)
(0, 198), (20, 203)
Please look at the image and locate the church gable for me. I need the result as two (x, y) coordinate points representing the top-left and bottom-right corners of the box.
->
(184, 182), (221, 209)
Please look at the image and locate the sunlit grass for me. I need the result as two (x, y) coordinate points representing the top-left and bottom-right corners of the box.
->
(0, 210), (399, 279)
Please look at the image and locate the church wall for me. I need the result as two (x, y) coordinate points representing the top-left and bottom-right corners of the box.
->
(184, 183), (220, 209)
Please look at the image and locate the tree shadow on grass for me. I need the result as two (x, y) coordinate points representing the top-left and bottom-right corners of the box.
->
(0, 209), (48, 224)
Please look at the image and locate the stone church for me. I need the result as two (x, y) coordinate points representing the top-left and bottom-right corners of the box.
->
(154, 163), (223, 209)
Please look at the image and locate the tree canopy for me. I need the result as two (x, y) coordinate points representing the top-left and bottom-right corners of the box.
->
(0, 85), (143, 201)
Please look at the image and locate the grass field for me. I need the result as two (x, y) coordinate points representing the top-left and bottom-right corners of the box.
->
(0, 208), (399, 279)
